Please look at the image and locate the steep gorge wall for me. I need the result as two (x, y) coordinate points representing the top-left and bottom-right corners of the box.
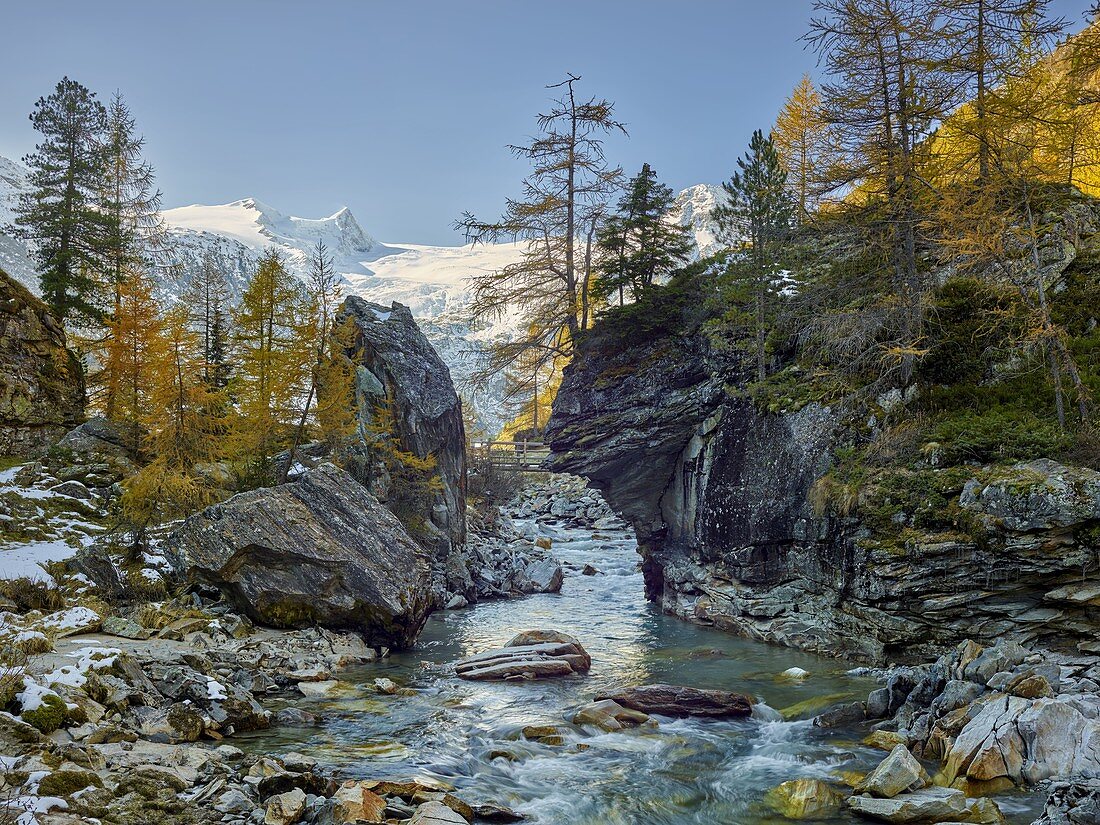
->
(547, 303), (1100, 665)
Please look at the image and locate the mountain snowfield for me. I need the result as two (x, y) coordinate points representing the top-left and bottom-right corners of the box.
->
(0, 153), (723, 433)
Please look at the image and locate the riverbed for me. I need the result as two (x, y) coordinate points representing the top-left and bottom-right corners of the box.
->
(240, 515), (1046, 824)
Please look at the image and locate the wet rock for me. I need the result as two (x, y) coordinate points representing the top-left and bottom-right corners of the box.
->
(455, 631), (591, 681)
(813, 701), (866, 729)
(857, 745), (930, 798)
(572, 699), (650, 732)
(765, 779), (845, 820)
(164, 463), (435, 649)
(846, 786), (992, 823)
(470, 802), (527, 822)
(582, 564), (600, 576)
(596, 684), (753, 718)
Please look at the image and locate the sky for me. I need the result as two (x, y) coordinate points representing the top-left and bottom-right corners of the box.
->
(0, 0), (1095, 246)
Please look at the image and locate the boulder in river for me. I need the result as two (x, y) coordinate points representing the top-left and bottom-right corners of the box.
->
(595, 684), (753, 718)
(857, 745), (930, 798)
(164, 463), (434, 649)
(454, 630), (591, 681)
(846, 786), (1002, 824)
(572, 699), (651, 732)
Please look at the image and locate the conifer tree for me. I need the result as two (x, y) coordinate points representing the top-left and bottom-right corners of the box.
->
(771, 74), (834, 221)
(14, 78), (111, 324)
(806, 0), (958, 383)
(283, 240), (343, 480)
(314, 314), (361, 462)
(595, 163), (693, 306)
(713, 130), (794, 381)
(107, 268), (163, 454)
(182, 252), (233, 387)
(120, 304), (230, 545)
(456, 74), (625, 397)
(940, 0), (1064, 182)
(230, 249), (313, 485)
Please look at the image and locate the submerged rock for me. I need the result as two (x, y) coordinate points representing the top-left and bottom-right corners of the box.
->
(164, 463), (434, 649)
(454, 630), (591, 681)
(595, 684), (753, 718)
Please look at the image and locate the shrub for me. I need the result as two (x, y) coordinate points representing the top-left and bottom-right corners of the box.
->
(928, 408), (1073, 464)
(0, 577), (65, 613)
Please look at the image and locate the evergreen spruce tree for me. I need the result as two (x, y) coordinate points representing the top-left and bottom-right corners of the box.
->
(595, 163), (694, 306)
(14, 78), (111, 324)
(712, 129), (794, 381)
(183, 252), (233, 387)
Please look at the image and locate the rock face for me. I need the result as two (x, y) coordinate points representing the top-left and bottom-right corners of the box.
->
(0, 266), (84, 456)
(547, 300), (1100, 663)
(337, 297), (468, 598)
(164, 463), (434, 649)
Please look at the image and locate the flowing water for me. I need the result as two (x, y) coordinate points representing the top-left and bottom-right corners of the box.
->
(241, 516), (1046, 824)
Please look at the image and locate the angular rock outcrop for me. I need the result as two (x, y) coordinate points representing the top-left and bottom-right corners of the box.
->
(164, 463), (434, 648)
(337, 297), (468, 598)
(0, 266), (84, 456)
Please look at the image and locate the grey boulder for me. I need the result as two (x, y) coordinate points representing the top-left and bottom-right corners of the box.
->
(164, 463), (434, 649)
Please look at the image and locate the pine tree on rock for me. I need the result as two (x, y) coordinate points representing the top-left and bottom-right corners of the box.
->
(14, 78), (111, 325)
(595, 163), (694, 306)
(713, 129), (794, 381)
(456, 74), (625, 399)
(939, 0), (1064, 182)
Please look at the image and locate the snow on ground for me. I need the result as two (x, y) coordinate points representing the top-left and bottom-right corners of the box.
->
(0, 463), (104, 582)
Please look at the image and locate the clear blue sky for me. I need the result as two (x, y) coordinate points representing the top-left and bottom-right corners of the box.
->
(0, 0), (1093, 245)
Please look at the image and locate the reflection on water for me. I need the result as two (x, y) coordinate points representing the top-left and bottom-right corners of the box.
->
(239, 517), (1045, 824)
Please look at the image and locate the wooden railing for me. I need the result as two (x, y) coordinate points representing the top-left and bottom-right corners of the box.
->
(470, 440), (552, 472)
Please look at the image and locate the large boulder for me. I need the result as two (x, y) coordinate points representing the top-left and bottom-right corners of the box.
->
(336, 297), (468, 595)
(164, 463), (434, 648)
(0, 266), (84, 456)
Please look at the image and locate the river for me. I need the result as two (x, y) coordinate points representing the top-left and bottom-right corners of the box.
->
(241, 514), (1046, 824)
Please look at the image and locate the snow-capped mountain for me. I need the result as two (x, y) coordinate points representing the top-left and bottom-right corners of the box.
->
(0, 152), (724, 433)
(672, 182), (726, 258)
(0, 155), (37, 289)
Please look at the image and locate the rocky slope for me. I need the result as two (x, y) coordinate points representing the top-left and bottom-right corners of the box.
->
(546, 199), (1100, 667)
(0, 266), (84, 457)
